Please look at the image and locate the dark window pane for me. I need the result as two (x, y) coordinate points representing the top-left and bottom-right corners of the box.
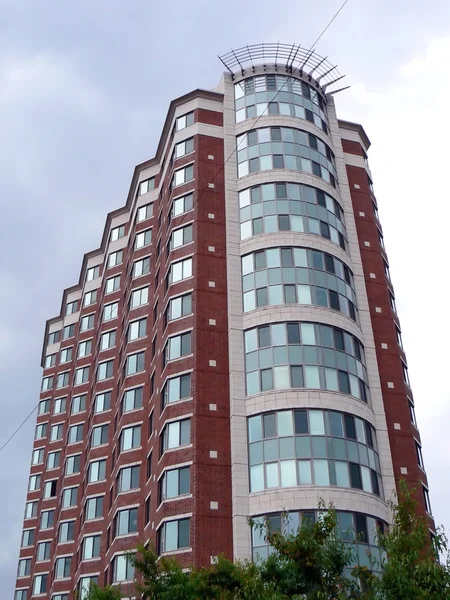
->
(256, 288), (269, 307)
(253, 218), (263, 234)
(305, 108), (314, 122)
(268, 514), (282, 532)
(261, 368), (273, 391)
(315, 191), (325, 209)
(254, 251), (266, 270)
(276, 183), (287, 198)
(311, 251), (323, 270)
(178, 519), (190, 548)
(338, 371), (350, 395)
(334, 330), (345, 350)
(359, 380), (368, 403)
(344, 415), (356, 439)
(287, 323), (300, 344)
(349, 463), (363, 489)
(349, 302), (356, 321)
(355, 514), (368, 542)
(278, 215), (290, 231)
(273, 155), (284, 169)
(309, 134), (318, 150)
(284, 285), (296, 303)
(329, 412), (344, 437)
(338, 231), (345, 248)
(324, 254), (335, 274)
(312, 162), (321, 177)
(343, 265), (351, 284)
(294, 410), (308, 434)
(251, 186), (261, 203)
(371, 470), (380, 496)
(263, 414), (276, 438)
(291, 366), (304, 388)
(281, 248), (293, 266)
(329, 290), (340, 311)
(365, 423), (374, 448)
(320, 221), (330, 238)
(179, 467), (190, 494)
(302, 82), (311, 99)
(316, 288), (328, 307)
(258, 326), (271, 348)
(271, 128), (282, 141)
(247, 131), (258, 146)
(249, 158), (259, 173)
(302, 512), (315, 525)
(268, 102), (278, 115)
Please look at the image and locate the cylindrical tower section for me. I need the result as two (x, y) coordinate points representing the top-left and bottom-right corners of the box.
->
(221, 47), (395, 562)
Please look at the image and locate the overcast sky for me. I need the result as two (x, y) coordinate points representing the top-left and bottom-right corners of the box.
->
(1, 0), (449, 594)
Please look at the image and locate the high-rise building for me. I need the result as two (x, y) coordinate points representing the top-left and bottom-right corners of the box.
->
(14, 44), (433, 600)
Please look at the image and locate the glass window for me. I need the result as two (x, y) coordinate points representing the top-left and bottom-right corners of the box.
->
(112, 554), (135, 582)
(108, 249), (123, 268)
(125, 351), (145, 375)
(159, 518), (190, 553)
(137, 203), (154, 222)
(138, 177), (155, 195)
(160, 466), (190, 501)
(115, 508), (138, 536)
(62, 487), (77, 508)
(161, 418), (191, 453)
(82, 535), (101, 559)
(85, 496), (104, 520)
(162, 373), (191, 407)
(117, 465), (140, 492)
(110, 225), (125, 241)
(88, 459), (106, 483)
(133, 256), (151, 277)
(168, 257), (192, 284)
(120, 425), (141, 451)
(130, 286), (149, 308)
(94, 391), (112, 413)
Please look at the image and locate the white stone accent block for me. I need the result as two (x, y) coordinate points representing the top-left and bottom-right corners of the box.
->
(394, 423), (401, 430)
(209, 403), (217, 411)
(381, 343), (388, 349)
(208, 281), (216, 287)
(208, 155), (214, 160)
(369, 273), (376, 279)
(359, 211), (365, 217)
(354, 184), (360, 189)
(375, 307), (382, 313)
(364, 241), (371, 247)
(209, 359), (217, 367)
(208, 246), (215, 252)
(208, 213), (215, 219)
(400, 467), (408, 475)
(210, 501), (218, 510)
(387, 382), (394, 389)
(209, 319), (216, 326)
(208, 183), (215, 188)
(210, 450), (218, 458)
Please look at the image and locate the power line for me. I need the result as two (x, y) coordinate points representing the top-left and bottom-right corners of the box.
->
(310, 0), (350, 49)
(0, 0), (351, 458)
(0, 405), (38, 454)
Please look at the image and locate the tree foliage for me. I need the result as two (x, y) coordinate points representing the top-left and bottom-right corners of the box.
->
(87, 482), (450, 599)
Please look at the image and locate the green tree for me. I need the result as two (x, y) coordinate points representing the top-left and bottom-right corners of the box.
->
(78, 582), (124, 600)
(361, 481), (450, 600)
(89, 482), (450, 599)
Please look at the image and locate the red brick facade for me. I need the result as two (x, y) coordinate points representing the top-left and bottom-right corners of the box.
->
(343, 137), (434, 525)
(16, 94), (231, 599)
